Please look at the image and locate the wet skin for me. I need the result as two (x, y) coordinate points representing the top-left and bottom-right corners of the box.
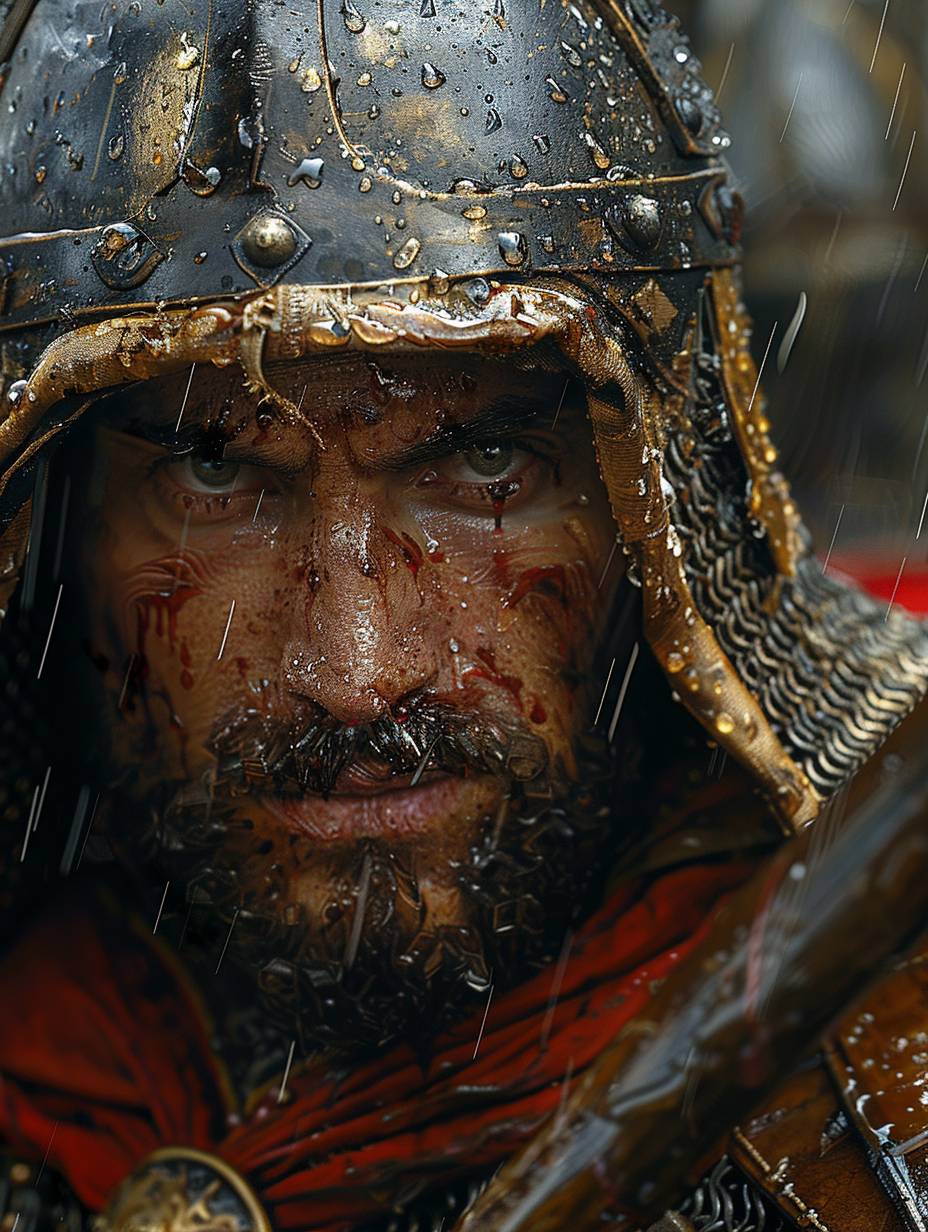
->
(71, 351), (632, 1039)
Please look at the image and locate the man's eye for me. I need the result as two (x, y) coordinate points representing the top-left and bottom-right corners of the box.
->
(186, 455), (241, 490)
(462, 441), (514, 478)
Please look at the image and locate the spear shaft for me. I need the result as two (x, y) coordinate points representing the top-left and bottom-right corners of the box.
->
(457, 700), (928, 1232)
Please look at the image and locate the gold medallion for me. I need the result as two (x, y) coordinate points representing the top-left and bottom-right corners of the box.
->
(94, 1148), (271, 1232)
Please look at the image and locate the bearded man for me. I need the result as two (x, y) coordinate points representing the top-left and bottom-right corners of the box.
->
(0, 0), (926, 1230)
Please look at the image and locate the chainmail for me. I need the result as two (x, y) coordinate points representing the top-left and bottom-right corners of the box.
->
(661, 304), (928, 800)
(678, 1157), (788, 1232)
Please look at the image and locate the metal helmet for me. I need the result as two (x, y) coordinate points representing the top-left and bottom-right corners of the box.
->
(0, 0), (925, 832)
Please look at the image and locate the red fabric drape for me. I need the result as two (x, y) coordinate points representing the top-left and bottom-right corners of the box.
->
(0, 782), (755, 1228)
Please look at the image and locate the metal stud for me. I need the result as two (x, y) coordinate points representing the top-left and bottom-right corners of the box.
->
(239, 213), (298, 269)
(608, 194), (663, 253)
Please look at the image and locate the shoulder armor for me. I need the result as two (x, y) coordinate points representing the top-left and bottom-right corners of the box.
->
(828, 952), (928, 1231)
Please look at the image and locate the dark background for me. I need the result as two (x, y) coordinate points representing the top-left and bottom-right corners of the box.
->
(671, 0), (928, 593)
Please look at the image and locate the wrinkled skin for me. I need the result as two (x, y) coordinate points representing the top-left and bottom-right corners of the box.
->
(65, 351), (635, 1048)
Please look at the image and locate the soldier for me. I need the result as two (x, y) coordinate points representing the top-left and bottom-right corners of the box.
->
(0, 0), (924, 1229)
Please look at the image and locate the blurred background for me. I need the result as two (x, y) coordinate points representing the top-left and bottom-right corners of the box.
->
(670, 0), (928, 611)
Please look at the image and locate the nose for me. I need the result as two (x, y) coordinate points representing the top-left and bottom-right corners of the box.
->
(281, 511), (440, 724)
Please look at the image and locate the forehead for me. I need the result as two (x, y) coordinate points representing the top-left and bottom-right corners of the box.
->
(107, 350), (565, 437)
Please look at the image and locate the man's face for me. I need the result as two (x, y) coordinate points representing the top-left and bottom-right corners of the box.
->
(70, 350), (630, 1044)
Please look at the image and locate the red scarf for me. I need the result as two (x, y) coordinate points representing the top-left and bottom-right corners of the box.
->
(0, 784), (756, 1229)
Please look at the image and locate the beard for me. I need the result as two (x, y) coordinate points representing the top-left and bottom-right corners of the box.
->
(97, 688), (625, 1054)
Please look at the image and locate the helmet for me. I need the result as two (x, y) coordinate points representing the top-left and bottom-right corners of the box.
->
(0, 0), (925, 834)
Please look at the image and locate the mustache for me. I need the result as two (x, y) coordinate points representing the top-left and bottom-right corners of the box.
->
(206, 698), (551, 798)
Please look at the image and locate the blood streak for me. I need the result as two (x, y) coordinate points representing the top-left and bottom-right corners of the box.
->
(383, 528), (425, 581)
(134, 585), (201, 663)
(488, 480), (520, 533)
(125, 552), (208, 668)
(530, 699), (547, 724)
(491, 548), (513, 589)
(463, 646), (524, 710)
(503, 564), (568, 609)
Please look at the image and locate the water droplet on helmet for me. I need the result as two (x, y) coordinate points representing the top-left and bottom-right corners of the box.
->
(393, 236), (421, 270)
(559, 40), (582, 68)
(466, 277), (491, 304)
(532, 134), (550, 155)
(176, 31), (200, 71)
(92, 222), (165, 289)
(421, 62), (446, 89)
(358, 175), (373, 192)
(508, 154), (527, 179)
(419, 0), (436, 15)
(429, 268), (450, 294)
(107, 133), (125, 161)
(341, 0), (366, 32)
(584, 132), (611, 171)
(676, 96), (704, 137)
(485, 107), (502, 134)
(301, 67), (322, 93)
(462, 204), (487, 220)
(497, 231), (527, 266)
(545, 75), (568, 104)
(181, 160), (221, 195)
(287, 156), (324, 189)
(34, 165), (46, 183)
(715, 712), (735, 735)
(6, 379), (27, 406)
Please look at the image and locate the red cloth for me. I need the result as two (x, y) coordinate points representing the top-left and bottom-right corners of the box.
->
(828, 557), (928, 615)
(0, 803), (753, 1228)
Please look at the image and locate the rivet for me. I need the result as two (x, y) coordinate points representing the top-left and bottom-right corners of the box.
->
(623, 195), (662, 249)
(239, 214), (298, 268)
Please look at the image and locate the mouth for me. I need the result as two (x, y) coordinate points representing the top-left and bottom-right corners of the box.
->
(324, 759), (445, 796)
(258, 766), (502, 842)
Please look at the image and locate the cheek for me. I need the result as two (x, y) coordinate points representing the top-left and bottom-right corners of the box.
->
(87, 540), (297, 768)
(418, 513), (610, 747)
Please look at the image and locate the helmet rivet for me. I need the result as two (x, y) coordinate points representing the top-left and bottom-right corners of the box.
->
(239, 214), (298, 268)
(622, 195), (662, 250)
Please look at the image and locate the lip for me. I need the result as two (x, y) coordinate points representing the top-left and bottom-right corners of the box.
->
(258, 772), (500, 842)
(324, 762), (444, 796)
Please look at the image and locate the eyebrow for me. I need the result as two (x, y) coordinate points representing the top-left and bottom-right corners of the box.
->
(103, 384), (577, 469)
(103, 405), (228, 456)
(377, 392), (562, 471)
